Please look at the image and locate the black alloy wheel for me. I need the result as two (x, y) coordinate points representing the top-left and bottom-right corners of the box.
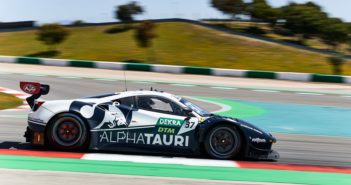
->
(204, 125), (242, 159)
(47, 113), (88, 150)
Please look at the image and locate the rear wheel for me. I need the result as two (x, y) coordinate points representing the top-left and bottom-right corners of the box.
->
(47, 113), (88, 150)
(204, 125), (242, 159)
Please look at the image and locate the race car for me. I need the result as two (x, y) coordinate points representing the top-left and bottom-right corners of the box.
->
(21, 81), (279, 160)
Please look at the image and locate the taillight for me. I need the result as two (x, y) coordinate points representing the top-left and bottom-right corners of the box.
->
(33, 101), (45, 111)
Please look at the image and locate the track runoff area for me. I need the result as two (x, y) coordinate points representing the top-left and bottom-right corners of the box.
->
(1, 63), (351, 184)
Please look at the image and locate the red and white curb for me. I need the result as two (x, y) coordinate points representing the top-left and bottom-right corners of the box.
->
(0, 87), (30, 111)
(1, 149), (351, 174)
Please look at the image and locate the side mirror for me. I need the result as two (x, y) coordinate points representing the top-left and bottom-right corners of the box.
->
(112, 102), (120, 107)
(183, 107), (193, 117)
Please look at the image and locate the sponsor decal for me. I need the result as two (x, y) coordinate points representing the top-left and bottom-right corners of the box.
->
(107, 118), (127, 128)
(199, 117), (207, 123)
(23, 84), (36, 94)
(156, 117), (199, 135)
(20, 82), (41, 95)
(105, 106), (128, 128)
(90, 104), (130, 130)
(157, 118), (184, 127)
(178, 117), (198, 135)
(251, 137), (266, 143)
(157, 127), (176, 134)
(99, 131), (189, 147)
(156, 118), (186, 134)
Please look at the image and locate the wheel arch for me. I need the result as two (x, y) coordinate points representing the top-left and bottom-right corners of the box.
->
(46, 111), (90, 129)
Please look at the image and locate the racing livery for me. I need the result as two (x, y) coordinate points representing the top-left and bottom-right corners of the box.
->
(21, 81), (279, 160)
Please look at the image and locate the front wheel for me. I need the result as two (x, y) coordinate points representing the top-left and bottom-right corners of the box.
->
(204, 125), (242, 159)
(47, 113), (88, 150)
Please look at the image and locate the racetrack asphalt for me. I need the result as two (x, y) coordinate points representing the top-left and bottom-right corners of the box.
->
(0, 64), (351, 171)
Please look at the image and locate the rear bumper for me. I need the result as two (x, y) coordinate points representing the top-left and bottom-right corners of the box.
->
(24, 126), (45, 145)
(24, 126), (32, 142)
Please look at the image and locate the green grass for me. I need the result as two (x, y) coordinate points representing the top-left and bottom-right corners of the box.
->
(208, 21), (351, 55)
(0, 92), (22, 110)
(0, 22), (350, 74)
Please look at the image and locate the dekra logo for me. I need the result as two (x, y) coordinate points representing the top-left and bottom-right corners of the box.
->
(157, 118), (184, 127)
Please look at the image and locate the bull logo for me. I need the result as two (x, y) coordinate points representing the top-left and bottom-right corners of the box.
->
(70, 101), (131, 130)
(20, 82), (41, 95)
(23, 84), (37, 94)
(106, 105), (128, 128)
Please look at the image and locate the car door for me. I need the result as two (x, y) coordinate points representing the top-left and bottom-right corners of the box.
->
(91, 96), (138, 149)
(129, 95), (199, 150)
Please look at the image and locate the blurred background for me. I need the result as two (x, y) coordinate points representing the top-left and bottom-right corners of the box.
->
(1, 1), (351, 185)
(0, 0), (350, 74)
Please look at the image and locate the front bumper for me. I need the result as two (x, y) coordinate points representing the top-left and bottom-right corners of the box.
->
(246, 143), (280, 161)
(266, 150), (280, 160)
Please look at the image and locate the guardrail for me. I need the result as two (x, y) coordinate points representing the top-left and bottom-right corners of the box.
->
(1, 55), (350, 84)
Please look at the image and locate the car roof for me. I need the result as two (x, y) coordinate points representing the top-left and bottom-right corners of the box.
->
(95, 90), (181, 103)
(120, 90), (180, 99)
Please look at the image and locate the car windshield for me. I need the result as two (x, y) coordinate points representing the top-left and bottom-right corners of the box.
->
(180, 98), (211, 117)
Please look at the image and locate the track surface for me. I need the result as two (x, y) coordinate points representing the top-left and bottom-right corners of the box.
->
(1, 63), (351, 169)
(0, 169), (294, 185)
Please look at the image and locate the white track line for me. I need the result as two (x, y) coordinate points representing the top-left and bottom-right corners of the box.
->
(170, 84), (195, 87)
(296, 92), (323, 96)
(0, 115), (27, 118)
(252, 89), (279, 93)
(210, 87), (237, 90)
(0, 72), (12, 75)
(94, 78), (117, 81)
(59, 76), (81, 79)
(185, 96), (231, 113)
(23, 73), (47, 77)
(133, 81), (155, 84)
(2, 90), (22, 94)
(82, 153), (238, 168)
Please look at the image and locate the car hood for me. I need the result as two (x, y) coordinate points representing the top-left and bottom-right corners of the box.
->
(203, 114), (274, 138)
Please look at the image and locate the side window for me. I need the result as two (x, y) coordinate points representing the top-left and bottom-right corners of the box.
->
(170, 101), (184, 116)
(137, 96), (185, 116)
(114, 96), (135, 108)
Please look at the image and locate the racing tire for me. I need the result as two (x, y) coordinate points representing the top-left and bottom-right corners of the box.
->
(204, 125), (242, 159)
(47, 113), (88, 150)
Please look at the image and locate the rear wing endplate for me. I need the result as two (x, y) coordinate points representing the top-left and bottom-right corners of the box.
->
(19, 82), (50, 108)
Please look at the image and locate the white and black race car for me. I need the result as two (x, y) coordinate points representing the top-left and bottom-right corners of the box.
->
(21, 81), (279, 160)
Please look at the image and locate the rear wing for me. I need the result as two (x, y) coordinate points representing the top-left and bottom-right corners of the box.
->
(20, 82), (50, 108)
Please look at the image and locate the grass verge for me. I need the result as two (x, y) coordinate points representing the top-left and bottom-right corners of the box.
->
(0, 92), (22, 110)
(0, 22), (350, 74)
